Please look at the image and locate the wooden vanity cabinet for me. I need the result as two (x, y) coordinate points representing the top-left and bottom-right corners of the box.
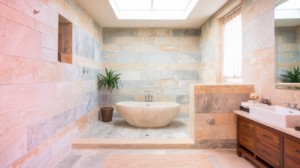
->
(237, 115), (300, 168)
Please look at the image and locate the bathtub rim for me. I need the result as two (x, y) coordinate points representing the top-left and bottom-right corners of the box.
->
(116, 101), (180, 108)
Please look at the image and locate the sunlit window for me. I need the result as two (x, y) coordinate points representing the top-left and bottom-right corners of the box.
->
(109, 0), (199, 20)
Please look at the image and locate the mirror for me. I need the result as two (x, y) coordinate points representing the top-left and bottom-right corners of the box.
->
(275, 0), (300, 90)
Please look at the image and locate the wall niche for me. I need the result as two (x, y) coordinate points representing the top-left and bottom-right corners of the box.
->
(58, 15), (72, 64)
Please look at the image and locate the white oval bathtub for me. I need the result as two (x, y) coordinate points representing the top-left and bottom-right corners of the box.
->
(116, 102), (180, 128)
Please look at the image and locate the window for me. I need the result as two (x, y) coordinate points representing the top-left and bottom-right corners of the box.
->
(222, 6), (242, 83)
(109, 0), (198, 20)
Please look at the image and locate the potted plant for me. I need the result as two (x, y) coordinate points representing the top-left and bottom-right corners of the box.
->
(281, 66), (300, 83)
(98, 68), (122, 122)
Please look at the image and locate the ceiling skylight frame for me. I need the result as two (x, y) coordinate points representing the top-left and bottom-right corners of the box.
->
(109, 0), (199, 20)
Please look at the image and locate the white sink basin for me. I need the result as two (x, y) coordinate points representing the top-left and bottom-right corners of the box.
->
(250, 106), (300, 127)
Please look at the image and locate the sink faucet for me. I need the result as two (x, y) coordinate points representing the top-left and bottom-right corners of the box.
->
(293, 104), (298, 110)
(285, 102), (291, 109)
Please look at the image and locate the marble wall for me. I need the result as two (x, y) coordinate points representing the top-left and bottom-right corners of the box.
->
(101, 28), (201, 117)
(242, 0), (300, 106)
(0, 0), (103, 168)
(192, 84), (253, 149)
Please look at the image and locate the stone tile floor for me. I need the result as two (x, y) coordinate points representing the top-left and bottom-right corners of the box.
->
(53, 149), (258, 168)
(80, 118), (190, 139)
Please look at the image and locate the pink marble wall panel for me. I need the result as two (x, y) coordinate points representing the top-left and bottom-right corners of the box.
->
(32, 60), (63, 82)
(4, 0), (58, 29)
(0, 83), (56, 114)
(0, 54), (34, 85)
(0, 128), (28, 168)
(0, 2), (35, 29)
(0, 0), (103, 167)
(42, 34), (58, 51)
(27, 112), (65, 151)
(50, 133), (71, 158)
(42, 47), (58, 62)
(0, 16), (42, 59)
(55, 82), (72, 99)
(22, 148), (51, 168)
(33, 2), (58, 30)
(0, 99), (65, 134)
(36, 21), (58, 39)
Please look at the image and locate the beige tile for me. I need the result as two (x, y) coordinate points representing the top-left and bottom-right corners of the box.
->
(195, 125), (227, 139)
(154, 80), (178, 88)
(147, 29), (172, 37)
(116, 37), (145, 44)
(215, 113), (237, 125)
(138, 29), (148, 36)
(103, 44), (121, 52)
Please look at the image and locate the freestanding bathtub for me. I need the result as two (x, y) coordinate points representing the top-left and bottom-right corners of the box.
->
(116, 102), (180, 128)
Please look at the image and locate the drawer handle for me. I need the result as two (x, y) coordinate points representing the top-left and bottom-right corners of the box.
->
(242, 138), (248, 142)
(296, 150), (300, 154)
(243, 125), (249, 129)
(263, 150), (272, 156)
(263, 134), (272, 139)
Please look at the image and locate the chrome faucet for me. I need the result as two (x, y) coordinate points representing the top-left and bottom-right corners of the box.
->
(144, 90), (153, 102)
(293, 104), (298, 110)
(285, 102), (291, 109)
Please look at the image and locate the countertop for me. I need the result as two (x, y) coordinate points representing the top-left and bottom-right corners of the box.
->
(234, 110), (300, 139)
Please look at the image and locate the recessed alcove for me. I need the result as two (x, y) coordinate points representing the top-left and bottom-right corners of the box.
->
(58, 15), (73, 64)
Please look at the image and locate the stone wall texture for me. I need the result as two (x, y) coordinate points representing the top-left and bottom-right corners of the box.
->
(0, 0), (103, 168)
(193, 84), (253, 149)
(242, 0), (300, 106)
(101, 28), (201, 117)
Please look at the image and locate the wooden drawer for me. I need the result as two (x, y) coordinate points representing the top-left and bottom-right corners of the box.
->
(285, 157), (300, 168)
(238, 119), (254, 135)
(256, 126), (280, 149)
(256, 141), (280, 167)
(239, 131), (254, 151)
(285, 138), (300, 162)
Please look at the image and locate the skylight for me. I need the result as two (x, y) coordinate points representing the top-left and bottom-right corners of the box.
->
(109, 0), (199, 20)
(275, 0), (300, 19)
(276, 0), (300, 10)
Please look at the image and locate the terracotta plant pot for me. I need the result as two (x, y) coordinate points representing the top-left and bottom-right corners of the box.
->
(101, 107), (114, 122)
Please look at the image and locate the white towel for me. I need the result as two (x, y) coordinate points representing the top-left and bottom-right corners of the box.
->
(241, 102), (268, 109)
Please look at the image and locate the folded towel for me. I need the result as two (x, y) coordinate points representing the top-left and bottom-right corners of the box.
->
(241, 102), (268, 109)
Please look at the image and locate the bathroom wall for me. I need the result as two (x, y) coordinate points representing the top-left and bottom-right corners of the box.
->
(102, 28), (201, 117)
(242, 0), (300, 106)
(0, 0), (103, 168)
(192, 84), (253, 149)
(198, 0), (241, 84)
(199, 18), (222, 84)
(276, 26), (300, 82)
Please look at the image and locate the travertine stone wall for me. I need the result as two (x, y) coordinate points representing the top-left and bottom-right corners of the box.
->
(242, 0), (300, 106)
(193, 84), (253, 149)
(101, 28), (201, 117)
(0, 0), (103, 168)
(275, 27), (300, 82)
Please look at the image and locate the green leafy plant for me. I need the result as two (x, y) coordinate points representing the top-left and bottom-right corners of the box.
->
(281, 66), (300, 83)
(98, 68), (123, 105)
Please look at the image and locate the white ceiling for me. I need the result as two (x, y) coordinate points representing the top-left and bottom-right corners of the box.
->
(77, 0), (229, 28)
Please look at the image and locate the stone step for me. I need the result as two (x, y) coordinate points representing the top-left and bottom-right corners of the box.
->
(72, 139), (195, 150)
